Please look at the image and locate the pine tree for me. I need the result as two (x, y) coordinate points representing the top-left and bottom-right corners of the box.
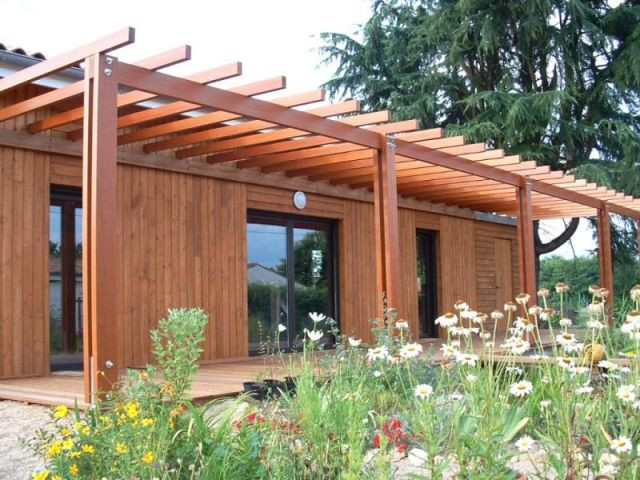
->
(319, 0), (640, 267)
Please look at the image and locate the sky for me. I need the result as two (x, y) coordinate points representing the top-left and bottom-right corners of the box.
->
(2, 0), (597, 258)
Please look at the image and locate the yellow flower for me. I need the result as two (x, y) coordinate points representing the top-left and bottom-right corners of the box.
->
(73, 421), (84, 431)
(81, 426), (91, 435)
(62, 439), (74, 450)
(46, 441), (63, 458)
(142, 451), (154, 464)
(141, 418), (155, 427)
(115, 442), (127, 454)
(53, 405), (68, 419)
(32, 470), (50, 480)
(81, 444), (95, 454)
(61, 427), (71, 437)
(125, 401), (139, 419)
(69, 464), (79, 476)
(70, 451), (81, 459)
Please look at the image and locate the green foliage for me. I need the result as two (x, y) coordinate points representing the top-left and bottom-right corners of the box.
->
(539, 254), (640, 311)
(319, 0), (640, 253)
(151, 308), (209, 399)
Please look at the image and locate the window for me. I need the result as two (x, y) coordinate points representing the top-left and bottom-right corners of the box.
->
(247, 211), (337, 352)
(416, 229), (438, 338)
(49, 186), (83, 371)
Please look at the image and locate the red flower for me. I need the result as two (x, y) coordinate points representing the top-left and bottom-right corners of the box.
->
(373, 434), (381, 448)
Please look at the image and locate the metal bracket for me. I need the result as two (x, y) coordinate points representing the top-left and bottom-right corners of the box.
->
(386, 135), (396, 150)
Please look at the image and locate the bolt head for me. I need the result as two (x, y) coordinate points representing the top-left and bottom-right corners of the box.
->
(105, 360), (114, 368)
(105, 56), (114, 65)
(103, 68), (112, 76)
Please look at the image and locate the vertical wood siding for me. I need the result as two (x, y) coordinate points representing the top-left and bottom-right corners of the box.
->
(0, 137), (521, 376)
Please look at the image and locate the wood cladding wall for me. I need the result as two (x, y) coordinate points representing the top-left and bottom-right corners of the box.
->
(0, 139), (520, 377)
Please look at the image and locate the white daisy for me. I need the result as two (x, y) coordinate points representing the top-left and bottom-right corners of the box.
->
(414, 384), (434, 399)
(453, 300), (469, 311)
(491, 310), (504, 321)
(510, 339), (530, 355)
(440, 343), (458, 359)
(506, 366), (523, 375)
(465, 374), (477, 383)
(348, 337), (362, 347)
(598, 360), (619, 370)
(305, 329), (323, 341)
(460, 310), (477, 321)
(515, 293), (530, 305)
(540, 400), (551, 409)
(557, 357), (575, 369)
(480, 332), (492, 340)
(372, 370), (382, 378)
(575, 385), (593, 394)
(509, 381), (533, 397)
(308, 312), (326, 324)
(515, 435), (535, 452)
(395, 320), (409, 329)
(563, 342), (584, 354)
(367, 346), (389, 361)
(586, 320), (605, 330)
(435, 313), (458, 328)
(556, 333), (577, 346)
(399, 342), (423, 359)
(455, 352), (478, 367)
(559, 318), (573, 328)
(617, 385), (636, 404)
(277, 324), (287, 333)
(610, 436), (633, 454)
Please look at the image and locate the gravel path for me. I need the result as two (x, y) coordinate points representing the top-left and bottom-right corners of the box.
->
(0, 401), (50, 480)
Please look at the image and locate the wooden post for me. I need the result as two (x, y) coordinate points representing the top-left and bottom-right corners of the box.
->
(82, 53), (119, 403)
(597, 203), (614, 319)
(373, 136), (401, 316)
(516, 181), (536, 296)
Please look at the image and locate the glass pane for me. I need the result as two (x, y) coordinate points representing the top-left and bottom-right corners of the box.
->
(49, 205), (63, 354)
(247, 222), (288, 348)
(293, 227), (330, 345)
(74, 208), (83, 350)
(416, 235), (428, 338)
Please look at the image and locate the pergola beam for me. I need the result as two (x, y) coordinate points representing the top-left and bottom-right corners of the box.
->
(0, 27), (135, 94)
(117, 87), (324, 145)
(597, 203), (614, 318)
(116, 61), (384, 149)
(373, 138), (401, 314)
(82, 53), (119, 402)
(517, 181), (537, 296)
(0, 45), (192, 123)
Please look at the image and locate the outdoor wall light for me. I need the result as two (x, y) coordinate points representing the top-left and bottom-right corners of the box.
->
(293, 191), (307, 210)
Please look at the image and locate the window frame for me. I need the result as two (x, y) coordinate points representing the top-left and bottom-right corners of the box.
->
(247, 209), (339, 352)
(416, 228), (439, 338)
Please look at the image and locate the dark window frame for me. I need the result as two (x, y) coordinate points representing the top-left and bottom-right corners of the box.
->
(50, 185), (83, 366)
(247, 209), (339, 352)
(416, 229), (438, 338)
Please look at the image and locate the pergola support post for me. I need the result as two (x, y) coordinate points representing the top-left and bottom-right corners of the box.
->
(82, 53), (119, 403)
(596, 203), (614, 319)
(516, 181), (537, 296)
(373, 136), (401, 317)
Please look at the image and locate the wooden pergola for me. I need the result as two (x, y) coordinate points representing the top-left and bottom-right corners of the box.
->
(1, 28), (639, 402)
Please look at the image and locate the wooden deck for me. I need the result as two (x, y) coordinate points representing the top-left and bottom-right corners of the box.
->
(0, 331), (560, 409)
(0, 356), (291, 409)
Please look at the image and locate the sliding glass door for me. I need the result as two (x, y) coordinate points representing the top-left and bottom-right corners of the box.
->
(416, 229), (438, 338)
(247, 211), (336, 352)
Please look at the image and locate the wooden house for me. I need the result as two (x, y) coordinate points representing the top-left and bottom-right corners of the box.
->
(0, 29), (638, 404)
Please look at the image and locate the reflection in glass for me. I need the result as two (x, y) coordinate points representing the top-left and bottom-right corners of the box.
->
(247, 223), (288, 347)
(293, 227), (330, 346)
(49, 206), (63, 354)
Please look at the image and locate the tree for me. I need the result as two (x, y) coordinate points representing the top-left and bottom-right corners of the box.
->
(318, 0), (640, 268)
